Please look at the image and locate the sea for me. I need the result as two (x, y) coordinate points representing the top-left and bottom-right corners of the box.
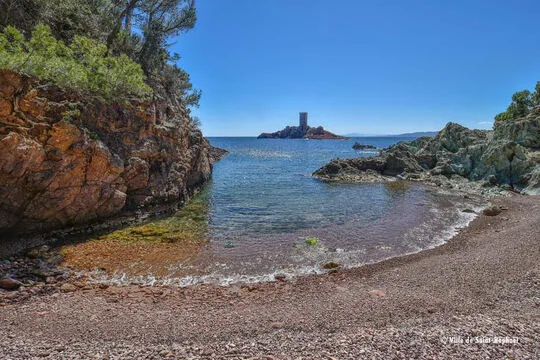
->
(97, 136), (485, 286)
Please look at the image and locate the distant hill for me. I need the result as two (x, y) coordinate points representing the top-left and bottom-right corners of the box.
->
(343, 131), (438, 138)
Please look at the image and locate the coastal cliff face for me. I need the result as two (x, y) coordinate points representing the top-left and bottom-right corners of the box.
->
(0, 70), (224, 249)
(314, 116), (540, 195)
(258, 125), (347, 139)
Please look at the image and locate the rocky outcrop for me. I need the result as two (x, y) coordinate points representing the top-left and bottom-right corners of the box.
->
(258, 125), (347, 139)
(0, 70), (226, 254)
(352, 142), (376, 150)
(314, 117), (540, 195)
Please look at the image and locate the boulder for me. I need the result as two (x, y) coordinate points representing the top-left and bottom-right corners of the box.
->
(483, 206), (502, 216)
(0, 277), (22, 291)
(323, 261), (341, 269)
(521, 166), (540, 195)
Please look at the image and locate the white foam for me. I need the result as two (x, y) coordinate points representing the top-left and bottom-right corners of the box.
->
(82, 203), (487, 288)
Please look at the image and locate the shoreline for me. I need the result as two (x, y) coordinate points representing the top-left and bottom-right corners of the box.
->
(1, 194), (538, 358)
(57, 182), (488, 288)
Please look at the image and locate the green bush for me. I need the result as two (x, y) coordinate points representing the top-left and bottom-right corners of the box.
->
(0, 24), (152, 100)
(495, 82), (540, 122)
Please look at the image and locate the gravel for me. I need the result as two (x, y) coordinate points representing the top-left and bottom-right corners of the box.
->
(0, 195), (538, 359)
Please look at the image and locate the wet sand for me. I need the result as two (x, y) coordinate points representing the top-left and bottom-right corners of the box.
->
(0, 194), (538, 359)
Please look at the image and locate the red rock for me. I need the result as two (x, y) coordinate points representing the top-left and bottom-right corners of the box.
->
(0, 70), (222, 256)
(0, 98), (12, 116)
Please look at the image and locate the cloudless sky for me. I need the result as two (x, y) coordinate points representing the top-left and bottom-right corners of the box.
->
(173, 0), (540, 136)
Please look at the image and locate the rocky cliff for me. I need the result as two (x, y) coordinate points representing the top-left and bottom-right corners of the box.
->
(0, 70), (225, 254)
(314, 115), (540, 195)
(258, 125), (347, 139)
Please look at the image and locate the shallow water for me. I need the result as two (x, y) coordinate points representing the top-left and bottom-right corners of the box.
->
(81, 137), (485, 286)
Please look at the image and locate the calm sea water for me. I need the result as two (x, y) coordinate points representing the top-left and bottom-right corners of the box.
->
(97, 136), (484, 286)
(149, 137), (482, 285)
(206, 136), (416, 236)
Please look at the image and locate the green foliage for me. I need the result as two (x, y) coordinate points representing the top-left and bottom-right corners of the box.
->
(150, 63), (201, 107)
(305, 237), (319, 246)
(0, 24), (152, 99)
(385, 180), (406, 191)
(61, 109), (82, 122)
(495, 85), (540, 122)
(0, 0), (200, 107)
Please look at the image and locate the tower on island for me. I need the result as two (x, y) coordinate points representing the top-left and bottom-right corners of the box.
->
(299, 112), (308, 130)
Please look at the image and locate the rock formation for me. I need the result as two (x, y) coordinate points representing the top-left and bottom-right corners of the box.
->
(314, 115), (540, 195)
(352, 142), (376, 150)
(258, 125), (347, 139)
(0, 70), (226, 254)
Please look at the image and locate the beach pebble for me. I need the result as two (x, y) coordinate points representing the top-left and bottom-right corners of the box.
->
(0, 277), (22, 291)
(369, 289), (386, 297)
(483, 205), (502, 216)
(59, 283), (77, 293)
(323, 261), (341, 269)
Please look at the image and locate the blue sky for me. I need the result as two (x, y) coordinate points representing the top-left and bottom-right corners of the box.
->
(173, 0), (540, 136)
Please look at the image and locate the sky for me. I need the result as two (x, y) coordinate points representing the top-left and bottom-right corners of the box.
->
(173, 0), (540, 136)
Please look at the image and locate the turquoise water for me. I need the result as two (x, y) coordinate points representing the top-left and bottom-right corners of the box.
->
(207, 137), (414, 236)
(162, 137), (482, 285)
(98, 136), (483, 286)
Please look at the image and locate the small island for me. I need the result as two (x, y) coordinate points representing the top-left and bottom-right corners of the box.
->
(258, 112), (348, 139)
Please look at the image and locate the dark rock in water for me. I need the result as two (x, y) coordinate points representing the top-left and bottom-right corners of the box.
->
(313, 145), (423, 181)
(313, 119), (540, 195)
(483, 206), (502, 216)
(0, 277), (22, 291)
(323, 261), (341, 269)
(274, 274), (287, 282)
(462, 208), (476, 213)
(352, 142), (376, 150)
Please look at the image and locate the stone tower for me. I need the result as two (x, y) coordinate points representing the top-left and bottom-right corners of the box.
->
(299, 112), (308, 129)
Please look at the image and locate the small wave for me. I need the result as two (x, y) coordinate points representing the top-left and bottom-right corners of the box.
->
(244, 150), (293, 159)
(80, 194), (488, 288)
(84, 265), (325, 287)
